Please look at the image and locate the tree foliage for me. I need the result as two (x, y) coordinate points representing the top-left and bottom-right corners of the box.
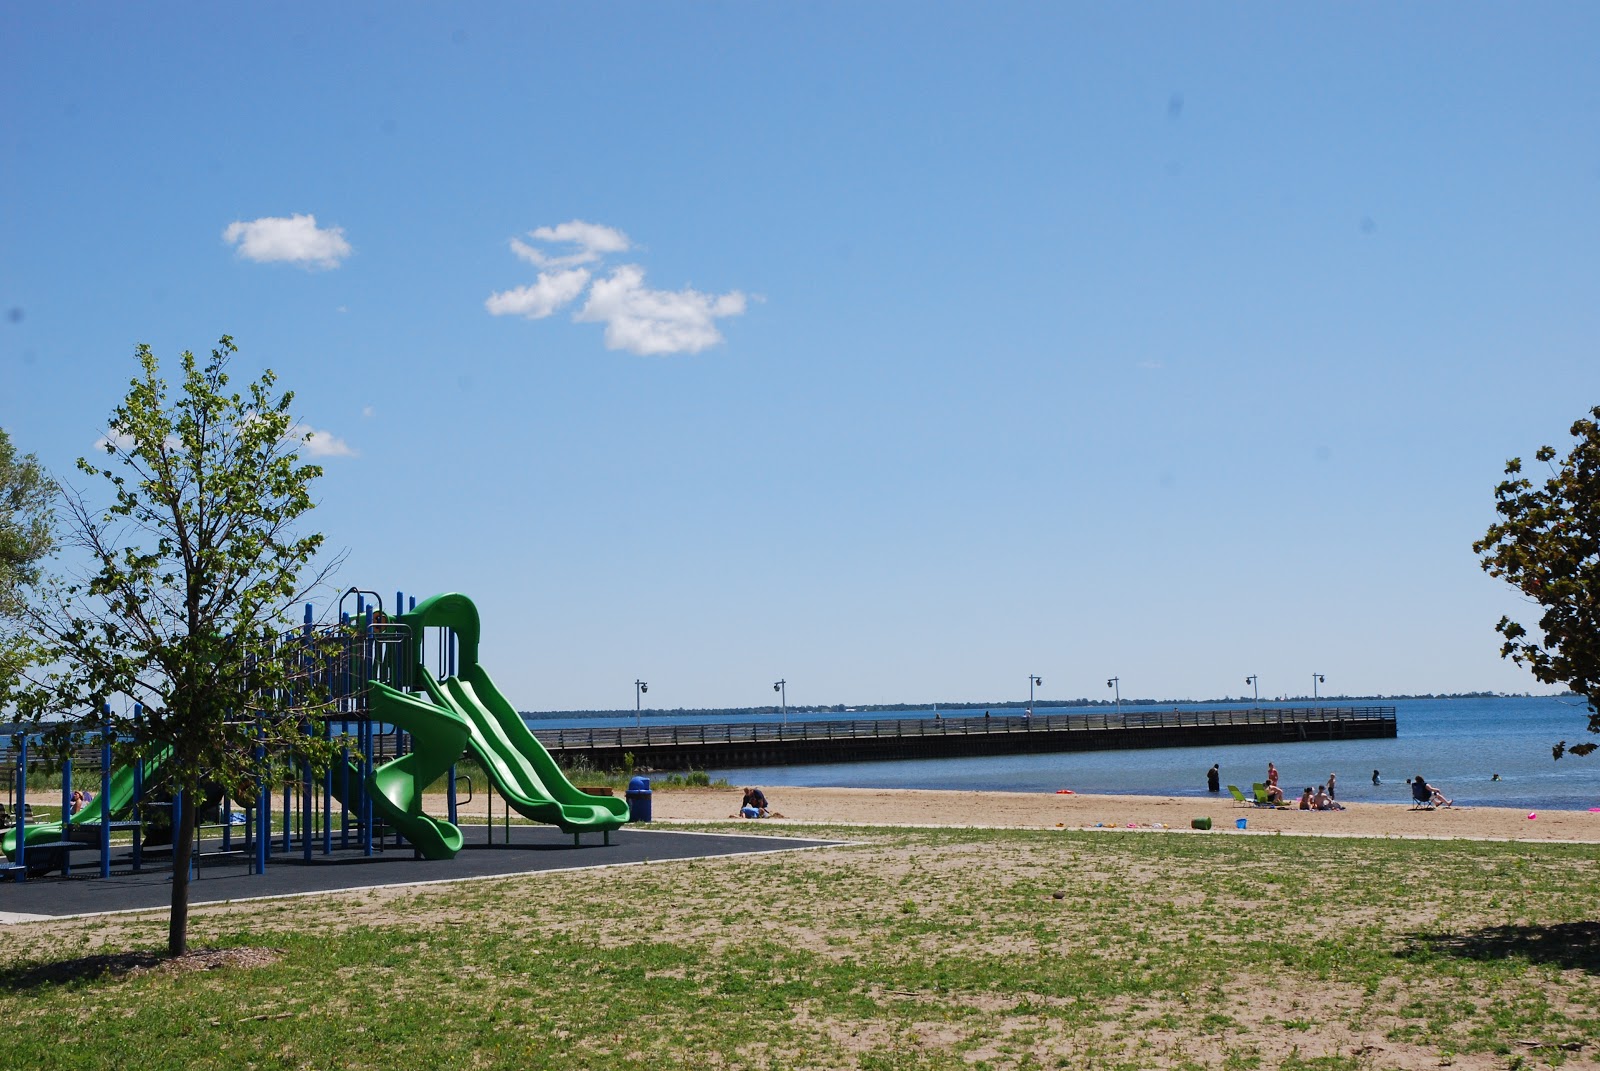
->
(1473, 405), (1600, 759)
(0, 427), (54, 698)
(19, 337), (343, 954)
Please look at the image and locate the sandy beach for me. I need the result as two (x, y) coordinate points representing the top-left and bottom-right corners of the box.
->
(626, 785), (1600, 843)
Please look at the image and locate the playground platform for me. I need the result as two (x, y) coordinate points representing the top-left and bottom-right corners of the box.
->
(0, 824), (840, 921)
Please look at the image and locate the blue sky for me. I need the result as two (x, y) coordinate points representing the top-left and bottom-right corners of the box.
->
(4, 4), (1597, 711)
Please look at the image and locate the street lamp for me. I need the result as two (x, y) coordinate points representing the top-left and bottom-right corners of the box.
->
(1245, 674), (1258, 707)
(1312, 673), (1325, 701)
(1027, 674), (1042, 717)
(1107, 676), (1120, 720)
(634, 679), (648, 728)
(773, 679), (787, 726)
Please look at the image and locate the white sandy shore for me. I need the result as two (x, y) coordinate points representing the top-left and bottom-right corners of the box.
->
(628, 785), (1600, 843)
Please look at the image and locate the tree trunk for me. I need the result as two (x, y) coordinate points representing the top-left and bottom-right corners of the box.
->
(167, 791), (196, 957)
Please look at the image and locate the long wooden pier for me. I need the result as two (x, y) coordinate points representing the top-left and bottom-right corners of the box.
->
(528, 705), (1397, 771)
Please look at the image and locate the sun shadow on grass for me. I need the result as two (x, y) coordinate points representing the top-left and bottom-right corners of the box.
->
(1403, 921), (1600, 974)
(0, 947), (282, 991)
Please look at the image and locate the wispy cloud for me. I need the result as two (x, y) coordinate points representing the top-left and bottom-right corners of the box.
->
(286, 423), (356, 458)
(487, 220), (748, 355)
(485, 268), (592, 319)
(222, 214), (351, 269)
(509, 221), (630, 269)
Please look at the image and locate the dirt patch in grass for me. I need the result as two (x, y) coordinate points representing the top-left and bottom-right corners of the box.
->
(0, 945), (283, 989)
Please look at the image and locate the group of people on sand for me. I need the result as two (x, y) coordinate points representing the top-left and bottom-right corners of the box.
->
(1211, 761), (1456, 810)
(731, 787), (784, 819)
(1266, 762), (1345, 810)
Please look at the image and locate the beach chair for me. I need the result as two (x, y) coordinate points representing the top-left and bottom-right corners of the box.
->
(1410, 780), (1434, 810)
(1227, 785), (1251, 807)
(1250, 783), (1275, 807)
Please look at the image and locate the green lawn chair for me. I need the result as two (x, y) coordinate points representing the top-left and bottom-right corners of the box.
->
(1251, 783), (1285, 808)
(1227, 785), (1252, 807)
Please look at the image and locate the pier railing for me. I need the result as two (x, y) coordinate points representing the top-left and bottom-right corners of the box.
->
(526, 705), (1396, 752)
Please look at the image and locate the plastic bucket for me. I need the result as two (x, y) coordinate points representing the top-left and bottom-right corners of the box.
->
(1234, 817), (1248, 830)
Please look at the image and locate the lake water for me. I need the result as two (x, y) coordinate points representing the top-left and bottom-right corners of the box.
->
(548, 696), (1600, 812)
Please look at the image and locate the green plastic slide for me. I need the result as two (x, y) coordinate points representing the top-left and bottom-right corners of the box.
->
(341, 680), (472, 860)
(399, 593), (629, 836)
(1, 746), (172, 863)
(425, 665), (629, 834)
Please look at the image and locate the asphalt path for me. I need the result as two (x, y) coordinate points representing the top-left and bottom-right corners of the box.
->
(0, 824), (840, 920)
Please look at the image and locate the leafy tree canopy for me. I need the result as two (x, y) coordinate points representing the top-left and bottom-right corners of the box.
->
(1474, 405), (1600, 759)
(19, 337), (342, 954)
(0, 427), (54, 698)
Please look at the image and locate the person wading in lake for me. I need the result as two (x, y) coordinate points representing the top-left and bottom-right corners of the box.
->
(1206, 764), (1220, 793)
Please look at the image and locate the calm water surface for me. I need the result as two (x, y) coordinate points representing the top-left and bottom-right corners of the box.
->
(574, 696), (1600, 812)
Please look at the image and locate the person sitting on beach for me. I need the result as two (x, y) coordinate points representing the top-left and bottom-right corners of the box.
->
(1313, 785), (1343, 811)
(1298, 787), (1314, 810)
(1412, 775), (1452, 808)
(69, 789), (85, 815)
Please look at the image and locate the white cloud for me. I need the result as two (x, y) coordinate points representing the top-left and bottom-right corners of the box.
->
(92, 431), (138, 454)
(222, 214), (352, 269)
(286, 423), (356, 458)
(575, 265), (747, 356)
(509, 220), (631, 268)
(484, 268), (591, 319)
(488, 221), (749, 355)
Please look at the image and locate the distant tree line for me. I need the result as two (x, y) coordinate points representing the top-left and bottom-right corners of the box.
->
(521, 691), (1552, 720)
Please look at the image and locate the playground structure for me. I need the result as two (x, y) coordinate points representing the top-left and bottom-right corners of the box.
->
(2, 590), (629, 882)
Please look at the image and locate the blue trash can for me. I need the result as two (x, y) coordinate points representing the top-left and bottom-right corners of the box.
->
(625, 776), (652, 823)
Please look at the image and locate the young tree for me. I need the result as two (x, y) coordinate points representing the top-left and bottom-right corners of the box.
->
(21, 337), (341, 955)
(1473, 405), (1600, 759)
(0, 428), (55, 698)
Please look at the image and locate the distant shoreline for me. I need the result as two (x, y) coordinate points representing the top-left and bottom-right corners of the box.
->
(522, 692), (1575, 720)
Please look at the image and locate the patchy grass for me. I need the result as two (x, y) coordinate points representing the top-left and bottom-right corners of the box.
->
(0, 825), (1597, 1069)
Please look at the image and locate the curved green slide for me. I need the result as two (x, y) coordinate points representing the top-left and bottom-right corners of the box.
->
(400, 593), (629, 836)
(2, 746), (172, 863)
(341, 681), (473, 860)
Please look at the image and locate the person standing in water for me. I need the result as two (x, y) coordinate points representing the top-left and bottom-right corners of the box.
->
(1206, 764), (1221, 792)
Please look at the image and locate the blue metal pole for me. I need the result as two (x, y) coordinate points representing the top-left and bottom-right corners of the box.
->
(254, 725), (268, 876)
(131, 703), (144, 872)
(172, 788), (184, 881)
(100, 705), (113, 878)
(60, 748), (73, 879)
(14, 731), (26, 882)
(322, 719), (333, 856)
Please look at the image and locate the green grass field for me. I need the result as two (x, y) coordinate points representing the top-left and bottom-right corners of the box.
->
(0, 824), (1596, 1070)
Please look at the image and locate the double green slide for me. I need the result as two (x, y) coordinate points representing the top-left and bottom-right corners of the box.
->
(353, 592), (629, 859)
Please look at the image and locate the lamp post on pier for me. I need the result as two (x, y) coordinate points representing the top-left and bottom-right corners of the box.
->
(1245, 674), (1259, 707)
(1107, 676), (1120, 720)
(1027, 674), (1042, 717)
(634, 679), (648, 728)
(1311, 673), (1325, 702)
(773, 679), (787, 726)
